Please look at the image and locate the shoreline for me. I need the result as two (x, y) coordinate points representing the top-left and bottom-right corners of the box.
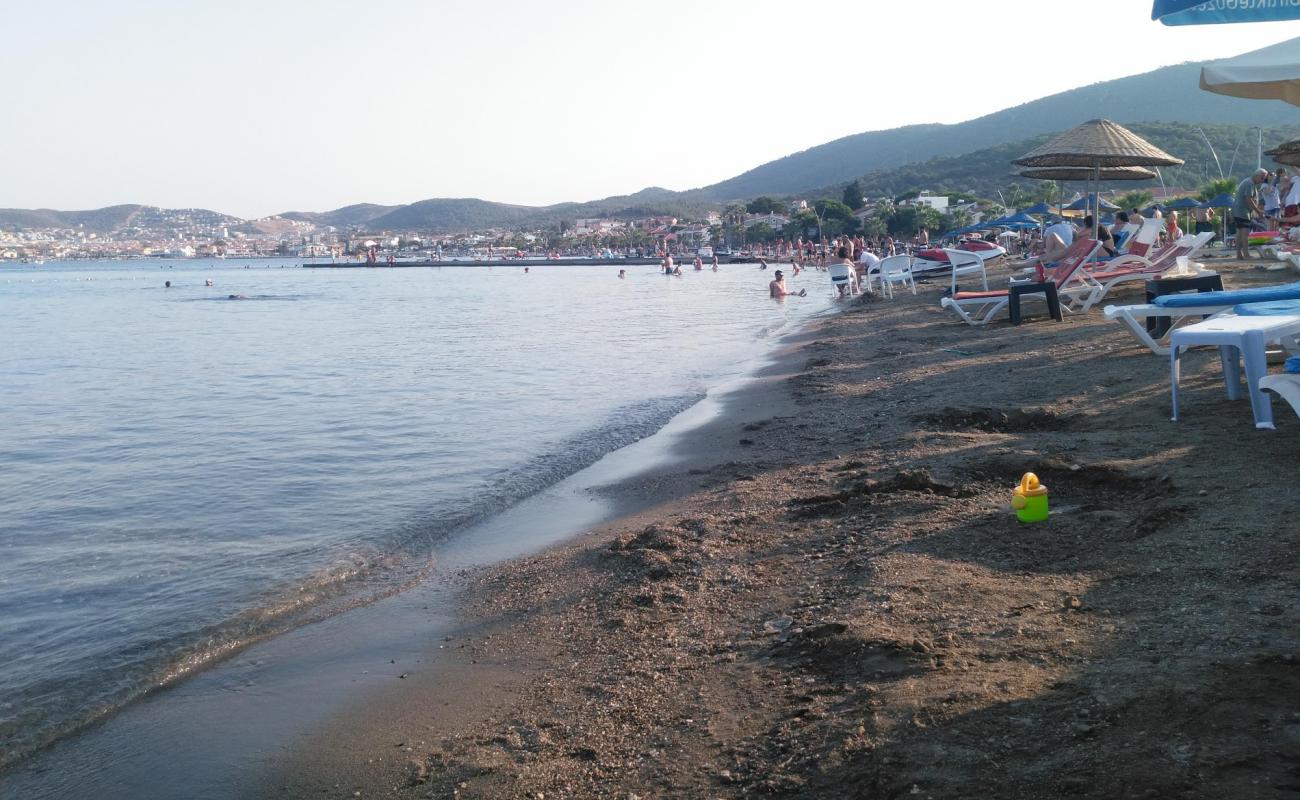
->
(268, 252), (1300, 798)
(0, 295), (840, 798)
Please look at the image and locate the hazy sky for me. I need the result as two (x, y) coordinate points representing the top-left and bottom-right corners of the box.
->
(2, 1), (1296, 217)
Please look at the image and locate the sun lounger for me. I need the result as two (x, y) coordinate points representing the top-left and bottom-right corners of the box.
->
(1104, 281), (1300, 354)
(1081, 232), (1216, 311)
(1260, 373), (1300, 421)
(1118, 217), (1163, 258)
(940, 239), (1101, 326)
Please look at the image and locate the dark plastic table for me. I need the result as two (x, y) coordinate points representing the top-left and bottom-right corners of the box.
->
(1144, 273), (1224, 338)
(1008, 281), (1062, 325)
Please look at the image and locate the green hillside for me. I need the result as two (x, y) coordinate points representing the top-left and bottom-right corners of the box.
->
(279, 203), (401, 228)
(0, 204), (147, 233)
(695, 57), (1299, 201)
(820, 122), (1300, 203)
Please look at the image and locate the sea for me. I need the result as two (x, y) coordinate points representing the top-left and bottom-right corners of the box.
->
(0, 257), (835, 770)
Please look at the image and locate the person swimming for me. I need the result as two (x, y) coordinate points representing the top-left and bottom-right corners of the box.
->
(164, 281), (171, 288)
(768, 270), (806, 298)
(618, 269), (626, 278)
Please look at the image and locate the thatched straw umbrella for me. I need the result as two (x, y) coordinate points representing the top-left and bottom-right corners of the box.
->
(1265, 139), (1300, 168)
(1013, 119), (1184, 236)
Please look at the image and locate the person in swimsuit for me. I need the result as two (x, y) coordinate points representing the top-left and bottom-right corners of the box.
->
(769, 270), (805, 298)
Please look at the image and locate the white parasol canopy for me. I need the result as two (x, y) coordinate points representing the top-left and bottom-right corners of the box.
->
(1200, 36), (1300, 107)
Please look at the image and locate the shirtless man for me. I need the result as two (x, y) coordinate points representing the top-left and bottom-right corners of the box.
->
(769, 270), (806, 298)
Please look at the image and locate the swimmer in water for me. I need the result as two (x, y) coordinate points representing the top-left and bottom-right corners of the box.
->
(164, 281), (171, 288)
(205, 279), (214, 286)
(228, 294), (250, 300)
(758, 258), (768, 270)
(524, 267), (529, 273)
(768, 270), (806, 299)
(618, 269), (626, 278)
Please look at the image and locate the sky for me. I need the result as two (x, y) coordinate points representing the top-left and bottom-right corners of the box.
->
(2, 1), (1297, 218)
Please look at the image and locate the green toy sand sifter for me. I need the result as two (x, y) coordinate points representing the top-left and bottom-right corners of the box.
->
(1011, 472), (1049, 523)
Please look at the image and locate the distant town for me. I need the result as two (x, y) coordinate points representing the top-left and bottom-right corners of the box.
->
(0, 192), (983, 263)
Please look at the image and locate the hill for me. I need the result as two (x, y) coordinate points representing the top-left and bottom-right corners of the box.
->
(0, 204), (148, 233)
(807, 121), (1300, 204)
(694, 56), (1299, 201)
(279, 203), (402, 228)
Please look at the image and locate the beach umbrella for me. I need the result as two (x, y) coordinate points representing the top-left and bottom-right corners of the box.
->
(1198, 37), (1300, 106)
(1153, 1), (1300, 25)
(1019, 202), (1053, 215)
(1201, 192), (1234, 208)
(1164, 196), (1203, 210)
(1001, 211), (1042, 226)
(1016, 165), (1158, 181)
(1014, 119), (1183, 236)
(1266, 138), (1300, 167)
(1064, 194), (1121, 212)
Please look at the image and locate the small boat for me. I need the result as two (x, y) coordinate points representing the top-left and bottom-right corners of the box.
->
(910, 240), (1006, 273)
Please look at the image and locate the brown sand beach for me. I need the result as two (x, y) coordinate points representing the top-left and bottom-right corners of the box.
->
(267, 253), (1300, 799)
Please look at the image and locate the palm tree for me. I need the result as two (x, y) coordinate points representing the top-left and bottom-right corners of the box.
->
(1198, 178), (1236, 201)
(1115, 190), (1154, 211)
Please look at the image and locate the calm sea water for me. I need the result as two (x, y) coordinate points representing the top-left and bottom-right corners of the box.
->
(0, 258), (833, 766)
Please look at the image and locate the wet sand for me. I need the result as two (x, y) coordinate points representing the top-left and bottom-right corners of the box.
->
(267, 251), (1300, 799)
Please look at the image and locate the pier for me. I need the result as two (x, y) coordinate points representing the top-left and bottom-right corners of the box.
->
(301, 257), (757, 269)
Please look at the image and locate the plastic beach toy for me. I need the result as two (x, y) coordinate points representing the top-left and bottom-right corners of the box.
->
(1011, 472), (1049, 523)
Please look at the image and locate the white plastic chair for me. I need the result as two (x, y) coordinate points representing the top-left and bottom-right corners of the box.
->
(942, 248), (989, 294)
(828, 263), (856, 295)
(876, 254), (916, 298)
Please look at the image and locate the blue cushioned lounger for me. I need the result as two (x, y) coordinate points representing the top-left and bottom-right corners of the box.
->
(1154, 281), (1300, 308)
(1234, 299), (1300, 316)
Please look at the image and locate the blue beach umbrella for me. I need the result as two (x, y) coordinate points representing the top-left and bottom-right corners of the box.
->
(1019, 202), (1053, 215)
(1201, 192), (1234, 208)
(1153, 1), (1300, 25)
(1001, 212), (1043, 226)
(1165, 197), (1203, 210)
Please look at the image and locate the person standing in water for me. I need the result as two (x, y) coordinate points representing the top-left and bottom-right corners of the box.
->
(769, 269), (806, 298)
(618, 269), (626, 278)
(663, 253), (675, 275)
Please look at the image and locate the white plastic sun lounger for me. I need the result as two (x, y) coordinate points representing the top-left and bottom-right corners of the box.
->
(1105, 281), (1300, 354)
(1082, 232), (1216, 311)
(1260, 374), (1300, 421)
(1103, 301), (1236, 354)
(941, 239), (1101, 326)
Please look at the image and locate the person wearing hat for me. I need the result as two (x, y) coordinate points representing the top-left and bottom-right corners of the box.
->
(768, 269), (805, 298)
(1232, 168), (1269, 260)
